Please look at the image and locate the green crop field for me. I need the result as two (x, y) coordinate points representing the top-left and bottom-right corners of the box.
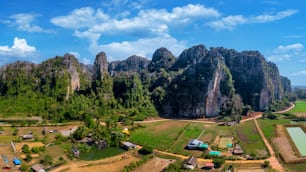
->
(290, 101), (306, 113)
(234, 121), (268, 157)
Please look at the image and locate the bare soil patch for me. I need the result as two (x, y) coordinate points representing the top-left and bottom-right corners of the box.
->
(133, 157), (175, 172)
(51, 153), (140, 172)
(272, 125), (306, 163)
(295, 113), (306, 118)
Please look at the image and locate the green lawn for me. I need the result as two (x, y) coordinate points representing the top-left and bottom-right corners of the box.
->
(168, 123), (206, 156)
(290, 101), (306, 113)
(79, 147), (126, 161)
(285, 162), (306, 172)
(130, 121), (188, 150)
(234, 121), (268, 157)
(258, 118), (291, 141)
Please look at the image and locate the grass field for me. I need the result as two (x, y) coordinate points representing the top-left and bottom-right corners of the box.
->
(219, 137), (232, 148)
(79, 147), (126, 161)
(257, 118), (291, 141)
(234, 121), (268, 157)
(290, 101), (306, 113)
(167, 123), (207, 156)
(130, 121), (217, 157)
(130, 121), (188, 151)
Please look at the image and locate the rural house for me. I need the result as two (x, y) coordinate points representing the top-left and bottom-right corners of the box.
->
(203, 162), (214, 170)
(31, 164), (45, 172)
(232, 144), (244, 155)
(187, 139), (208, 150)
(22, 134), (34, 140)
(121, 141), (136, 150)
(183, 156), (198, 170)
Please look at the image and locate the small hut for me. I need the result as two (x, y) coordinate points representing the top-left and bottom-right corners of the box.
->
(31, 164), (45, 172)
(23, 134), (34, 140)
(203, 162), (214, 170)
(183, 156), (198, 170)
(121, 141), (136, 150)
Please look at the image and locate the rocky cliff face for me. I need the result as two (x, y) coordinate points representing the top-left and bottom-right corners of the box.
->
(171, 45), (208, 70)
(109, 55), (149, 75)
(0, 44), (291, 119)
(148, 47), (176, 72)
(93, 52), (108, 80)
(161, 48), (234, 117)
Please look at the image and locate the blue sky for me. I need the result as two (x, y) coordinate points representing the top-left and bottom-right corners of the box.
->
(0, 0), (305, 86)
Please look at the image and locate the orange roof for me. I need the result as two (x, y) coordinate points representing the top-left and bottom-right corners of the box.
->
(204, 162), (214, 167)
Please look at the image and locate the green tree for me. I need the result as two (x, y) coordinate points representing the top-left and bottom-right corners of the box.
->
(22, 144), (30, 154)
(73, 126), (90, 140)
(213, 157), (225, 168)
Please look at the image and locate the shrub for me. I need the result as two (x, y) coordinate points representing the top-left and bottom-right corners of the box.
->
(213, 157), (225, 168)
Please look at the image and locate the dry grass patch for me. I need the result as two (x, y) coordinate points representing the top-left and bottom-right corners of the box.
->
(15, 142), (44, 152)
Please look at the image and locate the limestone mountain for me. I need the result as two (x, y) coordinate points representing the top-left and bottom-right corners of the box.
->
(0, 44), (291, 121)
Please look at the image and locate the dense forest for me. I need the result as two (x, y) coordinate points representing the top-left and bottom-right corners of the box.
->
(0, 45), (292, 122)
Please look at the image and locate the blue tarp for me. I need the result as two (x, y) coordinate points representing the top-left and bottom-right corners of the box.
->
(13, 158), (21, 165)
(209, 151), (221, 156)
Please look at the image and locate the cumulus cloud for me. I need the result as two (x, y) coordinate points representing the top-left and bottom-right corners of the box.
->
(268, 43), (305, 62)
(51, 4), (219, 60)
(90, 36), (187, 61)
(0, 37), (37, 57)
(208, 9), (298, 30)
(208, 15), (246, 30)
(292, 70), (306, 76)
(51, 7), (109, 29)
(7, 13), (52, 33)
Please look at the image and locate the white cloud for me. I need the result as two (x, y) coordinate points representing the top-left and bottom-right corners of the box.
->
(90, 36), (186, 61)
(276, 43), (304, 52)
(208, 15), (246, 30)
(0, 37), (37, 57)
(51, 4), (219, 60)
(292, 70), (306, 76)
(268, 43), (305, 62)
(8, 13), (52, 33)
(51, 7), (109, 29)
(208, 9), (298, 30)
(253, 10), (298, 23)
(52, 4), (220, 41)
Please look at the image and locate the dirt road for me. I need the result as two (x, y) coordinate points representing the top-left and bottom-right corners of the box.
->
(253, 118), (284, 172)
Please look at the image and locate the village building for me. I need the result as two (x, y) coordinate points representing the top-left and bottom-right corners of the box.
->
(203, 162), (215, 170)
(22, 134), (34, 140)
(232, 144), (244, 155)
(187, 139), (208, 150)
(72, 148), (80, 158)
(183, 156), (198, 170)
(31, 164), (45, 172)
(121, 141), (136, 150)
